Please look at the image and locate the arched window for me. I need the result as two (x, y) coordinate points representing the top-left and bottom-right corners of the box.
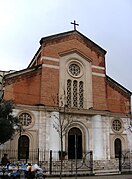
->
(18, 135), (29, 160)
(67, 79), (71, 107)
(73, 80), (78, 107)
(67, 79), (84, 109)
(79, 81), (83, 108)
(114, 138), (122, 158)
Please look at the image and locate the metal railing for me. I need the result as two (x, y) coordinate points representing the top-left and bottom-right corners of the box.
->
(0, 149), (93, 176)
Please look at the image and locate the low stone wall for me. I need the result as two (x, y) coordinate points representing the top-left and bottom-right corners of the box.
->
(40, 159), (120, 176)
(93, 159), (119, 174)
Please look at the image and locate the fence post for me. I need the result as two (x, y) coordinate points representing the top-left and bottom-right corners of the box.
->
(90, 150), (93, 175)
(50, 150), (52, 175)
(119, 152), (122, 173)
(26, 150), (28, 163)
(37, 148), (39, 165)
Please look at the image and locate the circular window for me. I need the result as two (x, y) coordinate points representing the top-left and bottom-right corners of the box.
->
(112, 119), (122, 132)
(19, 113), (32, 127)
(69, 64), (81, 77)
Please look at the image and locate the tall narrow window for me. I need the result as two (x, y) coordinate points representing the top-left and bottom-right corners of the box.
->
(79, 81), (83, 108)
(114, 138), (122, 158)
(67, 79), (72, 107)
(67, 79), (84, 109)
(73, 80), (78, 107)
(18, 135), (29, 160)
(67, 62), (84, 109)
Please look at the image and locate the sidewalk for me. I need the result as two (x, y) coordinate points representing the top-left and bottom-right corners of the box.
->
(47, 174), (132, 179)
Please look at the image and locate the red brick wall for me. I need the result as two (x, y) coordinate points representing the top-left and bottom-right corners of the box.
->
(107, 83), (131, 113)
(4, 32), (130, 114)
(41, 38), (105, 67)
(41, 35), (107, 109)
(40, 66), (59, 106)
(4, 33), (107, 109)
(4, 69), (41, 105)
(92, 75), (107, 110)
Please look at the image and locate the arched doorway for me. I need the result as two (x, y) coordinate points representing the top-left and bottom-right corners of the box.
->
(18, 135), (29, 160)
(68, 127), (82, 159)
(114, 138), (122, 158)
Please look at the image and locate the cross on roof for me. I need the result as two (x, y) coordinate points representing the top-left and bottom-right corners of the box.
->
(71, 20), (79, 30)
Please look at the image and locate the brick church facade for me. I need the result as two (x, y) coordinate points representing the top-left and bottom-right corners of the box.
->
(1, 30), (132, 168)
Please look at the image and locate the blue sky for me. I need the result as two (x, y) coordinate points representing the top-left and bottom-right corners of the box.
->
(0, 0), (132, 92)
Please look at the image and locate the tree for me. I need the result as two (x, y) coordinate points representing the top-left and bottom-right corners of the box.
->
(0, 100), (19, 144)
(53, 93), (73, 179)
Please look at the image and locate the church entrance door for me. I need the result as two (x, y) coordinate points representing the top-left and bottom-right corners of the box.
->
(68, 127), (82, 159)
(18, 135), (29, 160)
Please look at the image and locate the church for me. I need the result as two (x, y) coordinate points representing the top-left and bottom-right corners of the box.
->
(1, 29), (132, 171)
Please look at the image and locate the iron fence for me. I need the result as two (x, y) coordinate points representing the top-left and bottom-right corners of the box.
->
(0, 149), (93, 176)
(120, 150), (132, 173)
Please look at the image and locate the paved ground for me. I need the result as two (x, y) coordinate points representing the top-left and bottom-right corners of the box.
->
(47, 174), (132, 179)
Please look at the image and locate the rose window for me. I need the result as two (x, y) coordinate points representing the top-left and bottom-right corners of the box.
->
(69, 64), (80, 76)
(112, 119), (122, 132)
(19, 113), (32, 127)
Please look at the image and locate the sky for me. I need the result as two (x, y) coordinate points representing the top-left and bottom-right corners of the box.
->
(0, 0), (132, 92)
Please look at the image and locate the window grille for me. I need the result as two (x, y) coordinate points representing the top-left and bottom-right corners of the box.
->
(67, 79), (84, 109)
(112, 119), (122, 131)
(19, 113), (32, 127)
(67, 79), (72, 107)
(69, 64), (80, 76)
(73, 80), (78, 107)
(79, 81), (83, 108)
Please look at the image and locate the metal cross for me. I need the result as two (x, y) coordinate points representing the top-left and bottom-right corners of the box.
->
(71, 20), (79, 30)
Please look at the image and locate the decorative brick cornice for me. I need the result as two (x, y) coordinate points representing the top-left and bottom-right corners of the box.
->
(59, 48), (92, 62)
(4, 65), (42, 85)
(15, 104), (130, 118)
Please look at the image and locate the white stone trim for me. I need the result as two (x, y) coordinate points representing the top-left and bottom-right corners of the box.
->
(92, 72), (105, 77)
(41, 56), (59, 62)
(92, 65), (105, 70)
(42, 64), (59, 69)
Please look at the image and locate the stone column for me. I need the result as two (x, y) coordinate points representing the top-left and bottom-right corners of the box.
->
(49, 112), (60, 160)
(92, 115), (104, 160)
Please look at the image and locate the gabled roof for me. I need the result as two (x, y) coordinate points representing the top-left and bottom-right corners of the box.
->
(28, 30), (107, 68)
(106, 75), (132, 96)
(4, 65), (42, 80)
(40, 30), (107, 55)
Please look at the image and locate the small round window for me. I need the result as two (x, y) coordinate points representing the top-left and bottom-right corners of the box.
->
(19, 113), (32, 127)
(69, 64), (81, 77)
(112, 119), (122, 132)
